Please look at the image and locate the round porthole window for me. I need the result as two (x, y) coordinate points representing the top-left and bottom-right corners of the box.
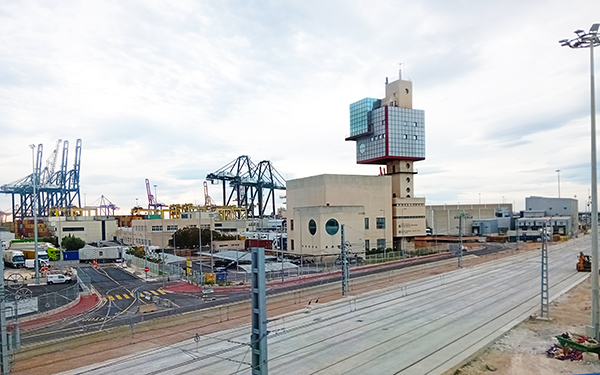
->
(405, 162), (410, 169)
(308, 219), (317, 235)
(406, 177), (410, 183)
(325, 218), (340, 235)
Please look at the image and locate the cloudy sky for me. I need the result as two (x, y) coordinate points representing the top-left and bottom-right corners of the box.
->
(0, 0), (598, 216)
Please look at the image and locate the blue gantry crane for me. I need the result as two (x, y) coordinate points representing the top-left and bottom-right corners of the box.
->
(0, 139), (82, 219)
(206, 155), (285, 218)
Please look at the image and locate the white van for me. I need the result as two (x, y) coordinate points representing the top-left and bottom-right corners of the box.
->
(24, 259), (49, 269)
(47, 274), (72, 284)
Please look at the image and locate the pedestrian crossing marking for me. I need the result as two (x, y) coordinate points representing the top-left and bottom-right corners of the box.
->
(107, 289), (166, 300)
(82, 316), (106, 322)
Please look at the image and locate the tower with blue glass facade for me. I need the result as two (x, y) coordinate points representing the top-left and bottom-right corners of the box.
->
(347, 77), (425, 201)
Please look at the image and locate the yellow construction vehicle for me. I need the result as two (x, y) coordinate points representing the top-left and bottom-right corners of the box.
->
(577, 252), (592, 272)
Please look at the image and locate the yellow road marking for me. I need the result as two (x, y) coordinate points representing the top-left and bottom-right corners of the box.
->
(108, 295), (115, 301)
(123, 294), (130, 299)
(158, 289), (166, 295)
(116, 295), (122, 300)
(150, 290), (159, 295)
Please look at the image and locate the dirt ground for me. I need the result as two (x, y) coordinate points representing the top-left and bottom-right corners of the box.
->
(452, 277), (600, 375)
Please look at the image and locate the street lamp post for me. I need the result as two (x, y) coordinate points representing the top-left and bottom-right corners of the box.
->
(556, 170), (561, 198)
(29, 144), (39, 285)
(560, 23), (600, 340)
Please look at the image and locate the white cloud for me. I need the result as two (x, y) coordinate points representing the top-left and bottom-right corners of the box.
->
(0, 0), (598, 216)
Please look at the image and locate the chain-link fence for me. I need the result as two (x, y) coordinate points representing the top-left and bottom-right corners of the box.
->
(123, 252), (186, 281)
(77, 267), (92, 291)
(35, 282), (80, 314)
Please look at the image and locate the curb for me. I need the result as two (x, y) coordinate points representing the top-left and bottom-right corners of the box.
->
(19, 285), (103, 332)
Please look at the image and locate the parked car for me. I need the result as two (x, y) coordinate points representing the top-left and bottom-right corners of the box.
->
(47, 274), (72, 284)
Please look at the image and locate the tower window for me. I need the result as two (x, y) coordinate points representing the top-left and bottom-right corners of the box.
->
(406, 177), (410, 183)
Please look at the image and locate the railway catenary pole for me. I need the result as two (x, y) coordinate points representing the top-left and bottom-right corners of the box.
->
(560, 23), (600, 340)
(280, 219), (284, 283)
(540, 221), (549, 318)
(0, 239), (9, 374)
(341, 225), (349, 296)
(250, 247), (268, 375)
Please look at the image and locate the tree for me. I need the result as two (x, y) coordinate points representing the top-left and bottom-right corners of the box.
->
(169, 227), (237, 249)
(61, 236), (85, 251)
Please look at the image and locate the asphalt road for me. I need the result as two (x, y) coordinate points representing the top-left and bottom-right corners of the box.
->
(57, 238), (590, 375)
(21, 243), (511, 345)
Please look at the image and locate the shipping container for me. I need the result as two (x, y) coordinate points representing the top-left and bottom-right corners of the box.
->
(63, 251), (79, 261)
(245, 239), (273, 250)
(79, 246), (122, 262)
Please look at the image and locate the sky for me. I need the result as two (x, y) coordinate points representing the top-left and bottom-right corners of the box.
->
(0, 0), (599, 217)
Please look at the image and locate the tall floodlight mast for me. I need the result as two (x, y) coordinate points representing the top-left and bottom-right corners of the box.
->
(559, 23), (600, 340)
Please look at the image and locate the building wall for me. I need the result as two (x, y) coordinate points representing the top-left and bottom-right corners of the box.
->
(288, 174), (398, 255)
(394, 197), (427, 237)
(48, 216), (118, 244)
(525, 196), (578, 236)
(119, 215), (214, 248)
(426, 204), (513, 236)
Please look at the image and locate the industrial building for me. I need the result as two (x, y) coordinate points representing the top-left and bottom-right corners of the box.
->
(287, 75), (428, 256)
(48, 215), (118, 244)
(512, 196), (579, 240)
(427, 204), (513, 236)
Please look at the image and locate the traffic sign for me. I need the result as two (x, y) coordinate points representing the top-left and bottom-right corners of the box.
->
(144, 266), (149, 273)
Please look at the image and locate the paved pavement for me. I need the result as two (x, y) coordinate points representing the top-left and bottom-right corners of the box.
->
(56, 236), (591, 375)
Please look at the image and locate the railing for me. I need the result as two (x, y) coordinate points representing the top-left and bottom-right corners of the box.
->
(35, 282), (81, 314)
(123, 252), (184, 281)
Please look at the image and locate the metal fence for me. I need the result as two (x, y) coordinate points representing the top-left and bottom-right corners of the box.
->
(123, 252), (185, 281)
(35, 282), (81, 314)
(123, 246), (451, 286)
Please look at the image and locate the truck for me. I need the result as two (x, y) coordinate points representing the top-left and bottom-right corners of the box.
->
(3, 250), (25, 268)
(24, 258), (49, 269)
(47, 246), (60, 261)
(21, 249), (50, 261)
(79, 246), (122, 262)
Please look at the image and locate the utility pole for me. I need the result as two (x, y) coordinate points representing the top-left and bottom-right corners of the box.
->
(341, 225), (349, 296)
(250, 247), (268, 375)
